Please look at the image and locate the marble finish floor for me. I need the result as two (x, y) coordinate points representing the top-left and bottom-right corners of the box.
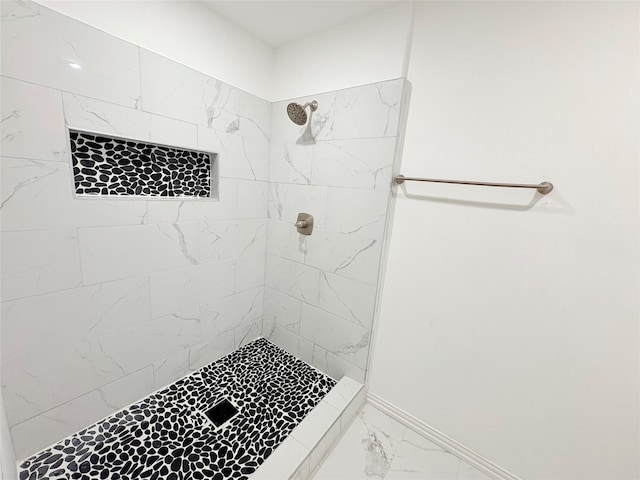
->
(312, 404), (490, 480)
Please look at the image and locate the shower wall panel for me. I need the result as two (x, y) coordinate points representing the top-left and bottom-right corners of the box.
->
(0, 0), (270, 459)
(263, 79), (408, 382)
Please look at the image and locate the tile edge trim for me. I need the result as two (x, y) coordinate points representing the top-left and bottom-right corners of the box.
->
(250, 376), (365, 480)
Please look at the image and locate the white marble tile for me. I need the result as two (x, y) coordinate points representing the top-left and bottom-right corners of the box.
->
(181, 328), (236, 371)
(91, 307), (202, 375)
(263, 287), (302, 334)
(266, 218), (307, 263)
(148, 114), (198, 150)
(0, 157), (148, 231)
(324, 187), (389, 238)
(358, 405), (409, 440)
(199, 218), (265, 263)
(63, 92), (199, 150)
(265, 254), (320, 305)
(269, 142), (312, 185)
(146, 198), (205, 224)
(79, 222), (199, 284)
(386, 429), (460, 480)
(1, 158), (72, 231)
(326, 79), (404, 141)
(304, 228), (383, 286)
(311, 137), (397, 190)
(10, 366), (154, 460)
(9, 390), (109, 460)
(251, 435), (310, 480)
(152, 349), (190, 390)
(1, 276), (149, 364)
(198, 127), (269, 181)
(262, 323), (314, 366)
(340, 387), (367, 430)
(0, 228), (82, 300)
(268, 182), (327, 227)
(318, 271), (377, 329)
(234, 319), (262, 347)
(2, 341), (123, 426)
(321, 376), (364, 414)
(140, 50), (270, 139)
(200, 287), (263, 336)
(62, 92), (150, 141)
(237, 179), (268, 219)
(236, 245), (266, 292)
(313, 404), (407, 480)
(149, 259), (236, 318)
(311, 344), (366, 384)
(457, 463), (493, 480)
(300, 304), (370, 370)
(291, 401), (340, 450)
(290, 457), (311, 480)
(146, 178), (237, 224)
(1, 0), (140, 108)
(152, 330), (235, 389)
(96, 366), (155, 413)
(271, 80), (404, 144)
(72, 198), (149, 228)
(0, 77), (67, 162)
(308, 419), (341, 474)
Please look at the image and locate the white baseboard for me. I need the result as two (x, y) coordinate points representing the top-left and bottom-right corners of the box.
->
(366, 392), (522, 480)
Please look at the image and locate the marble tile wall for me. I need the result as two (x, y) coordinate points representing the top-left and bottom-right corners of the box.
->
(0, 0), (269, 459)
(262, 79), (409, 383)
(1, 0), (409, 462)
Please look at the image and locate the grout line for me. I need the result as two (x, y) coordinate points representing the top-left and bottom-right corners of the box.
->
(0, 154), (69, 164)
(0, 274), (144, 303)
(8, 364), (154, 430)
(147, 272), (153, 320)
(265, 251), (378, 288)
(0, 75), (262, 141)
(1, 74), (401, 146)
(136, 46), (143, 110)
(74, 224), (86, 287)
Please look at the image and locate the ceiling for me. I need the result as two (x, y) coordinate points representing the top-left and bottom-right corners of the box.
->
(202, 1), (399, 47)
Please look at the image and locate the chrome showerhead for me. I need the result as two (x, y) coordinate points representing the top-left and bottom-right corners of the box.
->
(286, 100), (318, 125)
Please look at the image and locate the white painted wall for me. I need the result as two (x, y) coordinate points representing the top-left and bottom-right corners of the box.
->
(369, 2), (640, 479)
(271, 3), (413, 101)
(32, 0), (274, 99)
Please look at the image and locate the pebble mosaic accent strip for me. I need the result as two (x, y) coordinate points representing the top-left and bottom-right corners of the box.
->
(18, 338), (336, 480)
(70, 130), (214, 197)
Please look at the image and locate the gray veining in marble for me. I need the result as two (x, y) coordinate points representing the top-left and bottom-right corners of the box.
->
(313, 404), (492, 480)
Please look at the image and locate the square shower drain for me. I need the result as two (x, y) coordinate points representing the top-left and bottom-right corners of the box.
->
(204, 399), (239, 428)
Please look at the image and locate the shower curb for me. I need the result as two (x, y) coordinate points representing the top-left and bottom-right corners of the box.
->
(367, 392), (523, 480)
(251, 376), (366, 480)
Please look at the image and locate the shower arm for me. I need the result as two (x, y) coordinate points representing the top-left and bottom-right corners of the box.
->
(301, 101), (318, 112)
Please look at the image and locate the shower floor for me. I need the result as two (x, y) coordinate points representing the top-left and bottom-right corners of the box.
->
(18, 338), (336, 480)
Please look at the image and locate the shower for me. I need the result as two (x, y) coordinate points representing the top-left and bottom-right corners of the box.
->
(286, 100), (318, 125)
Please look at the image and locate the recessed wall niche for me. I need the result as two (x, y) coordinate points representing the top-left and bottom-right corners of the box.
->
(69, 129), (217, 198)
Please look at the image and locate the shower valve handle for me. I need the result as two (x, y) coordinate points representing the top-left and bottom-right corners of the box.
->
(294, 213), (314, 236)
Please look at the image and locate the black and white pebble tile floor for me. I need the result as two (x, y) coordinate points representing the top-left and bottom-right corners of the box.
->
(70, 130), (213, 198)
(18, 338), (336, 480)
